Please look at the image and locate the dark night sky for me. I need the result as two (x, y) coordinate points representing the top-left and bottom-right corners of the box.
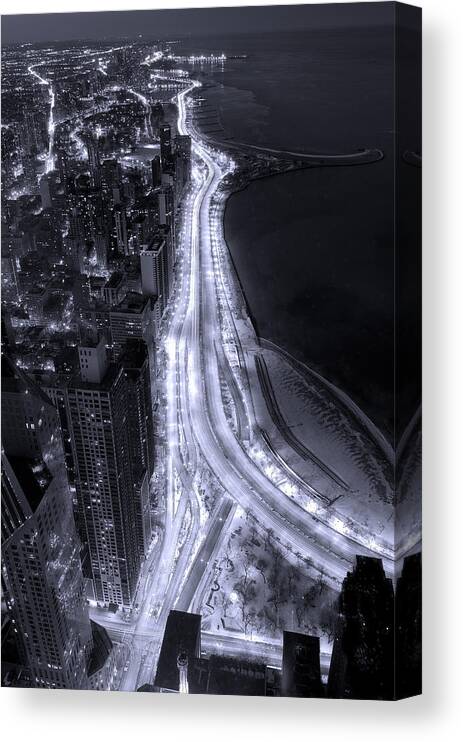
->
(2, 2), (395, 44)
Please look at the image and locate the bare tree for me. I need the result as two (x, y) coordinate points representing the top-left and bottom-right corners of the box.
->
(287, 565), (299, 598)
(316, 567), (327, 596)
(264, 604), (278, 633)
(320, 604), (337, 643)
(243, 607), (259, 637)
(263, 528), (275, 553)
(303, 585), (318, 609)
(241, 557), (254, 593)
(220, 590), (231, 619)
(234, 576), (257, 624)
(256, 557), (268, 584)
(267, 572), (286, 626)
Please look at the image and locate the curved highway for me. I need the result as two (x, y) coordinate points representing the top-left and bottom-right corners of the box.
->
(170, 80), (395, 587)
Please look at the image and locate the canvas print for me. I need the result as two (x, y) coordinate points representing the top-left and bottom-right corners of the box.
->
(1, 2), (421, 699)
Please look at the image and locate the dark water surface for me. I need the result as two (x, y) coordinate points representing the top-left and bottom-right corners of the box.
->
(177, 25), (420, 439)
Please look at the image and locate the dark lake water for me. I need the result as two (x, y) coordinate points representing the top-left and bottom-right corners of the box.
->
(177, 26), (420, 440)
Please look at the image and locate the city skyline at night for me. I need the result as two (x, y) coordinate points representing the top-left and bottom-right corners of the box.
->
(1, 3), (421, 699)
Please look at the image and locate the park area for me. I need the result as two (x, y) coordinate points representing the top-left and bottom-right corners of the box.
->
(198, 506), (339, 655)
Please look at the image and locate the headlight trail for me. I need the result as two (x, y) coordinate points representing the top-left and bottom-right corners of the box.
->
(28, 63), (56, 173)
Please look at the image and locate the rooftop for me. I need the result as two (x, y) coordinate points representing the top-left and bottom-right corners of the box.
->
(105, 271), (124, 289)
(8, 456), (52, 514)
(154, 610), (201, 692)
(111, 291), (149, 315)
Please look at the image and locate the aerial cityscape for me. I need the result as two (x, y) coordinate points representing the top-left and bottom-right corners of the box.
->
(1, 3), (422, 699)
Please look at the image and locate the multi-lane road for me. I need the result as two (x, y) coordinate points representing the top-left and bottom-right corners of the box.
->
(94, 62), (401, 691)
(173, 78), (397, 579)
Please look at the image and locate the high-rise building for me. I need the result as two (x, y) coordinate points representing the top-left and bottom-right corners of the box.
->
(40, 174), (53, 209)
(148, 610), (269, 696)
(120, 340), (154, 555)
(78, 335), (108, 384)
(1, 357), (111, 690)
(21, 109), (41, 154)
(64, 339), (150, 608)
(154, 610), (201, 693)
(157, 186), (176, 268)
(157, 185), (174, 228)
(159, 123), (172, 169)
(1, 355), (60, 459)
(114, 204), (129, 255)
(174, 134), (191, 202)
(22, 153), (37, 191)
(1, 452), (93, 689)
(56, 146), (72, 193)
(101, 158), (123, 203)
(102, 272), (125, 306)
(395, 553), (422, 699)
(109, 291), (155, 369)
(151, 155), (161, 188)
(328, 556), (394, 700)
(120, 340), (155, 475)
(140, 235), (171, 315)
(93, 230), (108, 270)
(82, 132), (101, 187)
(281, 631), (324, 698)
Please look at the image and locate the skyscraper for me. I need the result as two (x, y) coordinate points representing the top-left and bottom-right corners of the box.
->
(395, 553), (422, 699)
(2, 452), (93, 689)
(82, 131), (101, 187)
(39, 174), (53, 209)
(159, 123), (172, 170)
(109, 291), (156, 376)
(151, 155), (161, 189)
(120, 340), (154, 556)
(140, 235), (171, 316)
(114, 204), (129, 255)
(174, 134), (191, 203)
(1, 357), (94, 689)
(281, 631), (324, 698)
(64, 339), (151, 608)
(328, 556), (394, 700)
(154, 610), (201, 693)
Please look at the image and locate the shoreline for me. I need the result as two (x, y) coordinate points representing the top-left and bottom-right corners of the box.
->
(216, 153), (397, 445)
(179, 73), (419, 560)
(217, 167), (395, 460)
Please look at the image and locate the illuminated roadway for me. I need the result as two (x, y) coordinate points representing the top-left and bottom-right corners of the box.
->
(93, 62), (399, 691)
(27, 63), (56, 173)
(171, 78), (396, 590)
(100, 70), (400, 690)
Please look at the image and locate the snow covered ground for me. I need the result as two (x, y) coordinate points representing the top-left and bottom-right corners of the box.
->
(214, 178), (420, 558)
(243, 341), (420, 555)
(198, 507), (338, 658)
(241, 341), (394, 544)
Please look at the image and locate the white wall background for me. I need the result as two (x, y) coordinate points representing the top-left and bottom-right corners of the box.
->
(1, 1), (461, 739)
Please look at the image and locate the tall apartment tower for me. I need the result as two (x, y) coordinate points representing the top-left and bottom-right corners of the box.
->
(281, 631), (324, 698)
(121, 340), (155, 556)
(83, 131), (100, 170)
(140, 236), (171, 316)
(174, 134), (192, 204)
(83, 131), (101, 187)
(328, 556), (394, 700)
(157, 186), (176, 270)
(1, 357), (94, 689)
(110, 292), (156, 388)
(65, 339), (150, 608)
(2, 453), (94, 690)
(159, 123), (172, 169)
(40, 174), (53, 209)
(114, 204), (129, 255)
(151, 155), (162, 188)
